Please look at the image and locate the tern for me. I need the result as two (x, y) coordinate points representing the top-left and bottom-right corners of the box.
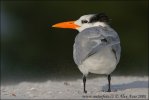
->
(52, 13), (121, 93)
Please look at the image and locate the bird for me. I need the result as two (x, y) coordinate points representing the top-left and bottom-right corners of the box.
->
(52, 13), (121, 93)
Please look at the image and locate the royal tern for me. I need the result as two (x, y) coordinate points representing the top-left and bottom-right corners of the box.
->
(52, 13), (121, 93)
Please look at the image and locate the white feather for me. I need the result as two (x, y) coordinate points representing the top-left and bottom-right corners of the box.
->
(78, 47), (117, 76)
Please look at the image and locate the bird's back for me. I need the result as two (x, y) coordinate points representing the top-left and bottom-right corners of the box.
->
(73, 26), (121, 66)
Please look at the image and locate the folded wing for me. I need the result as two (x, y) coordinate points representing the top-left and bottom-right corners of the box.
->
(73, 26), (121, 66)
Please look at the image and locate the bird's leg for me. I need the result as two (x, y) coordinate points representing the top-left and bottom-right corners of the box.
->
(83, 75), (87, 93)
(107, 74), (111, 92)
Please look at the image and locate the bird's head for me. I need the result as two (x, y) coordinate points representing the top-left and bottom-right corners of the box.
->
(52, 13), (110, 32)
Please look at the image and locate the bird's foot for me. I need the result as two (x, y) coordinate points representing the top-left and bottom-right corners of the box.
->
(84, 90), (87, 93)
(107, 89), (111, 92)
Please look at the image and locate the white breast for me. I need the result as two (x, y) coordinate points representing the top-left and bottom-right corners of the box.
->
(78, 47), (117, 76)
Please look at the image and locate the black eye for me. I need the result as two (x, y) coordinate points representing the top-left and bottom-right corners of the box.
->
(81, 20), (88, 24)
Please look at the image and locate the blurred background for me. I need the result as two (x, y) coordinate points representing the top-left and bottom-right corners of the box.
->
(1, 0), (148, 84)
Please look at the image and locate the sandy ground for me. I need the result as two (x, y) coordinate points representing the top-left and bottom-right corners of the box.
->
(1, 76), (148, 99)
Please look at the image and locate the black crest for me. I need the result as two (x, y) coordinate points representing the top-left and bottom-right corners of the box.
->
(89, 12), (109, 23)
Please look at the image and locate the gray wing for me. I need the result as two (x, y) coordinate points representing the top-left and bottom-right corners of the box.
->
(73, 26), (121, 66)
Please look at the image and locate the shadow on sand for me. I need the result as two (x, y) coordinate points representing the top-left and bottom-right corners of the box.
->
(102, 81), (148, 91)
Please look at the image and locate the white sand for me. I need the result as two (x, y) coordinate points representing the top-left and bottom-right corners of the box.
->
(1, 76), (148, 99)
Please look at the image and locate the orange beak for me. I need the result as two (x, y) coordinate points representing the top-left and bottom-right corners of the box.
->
(52, 21), (80, 29)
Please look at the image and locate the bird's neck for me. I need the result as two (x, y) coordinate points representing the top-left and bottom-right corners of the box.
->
(93, 22), (108, 27)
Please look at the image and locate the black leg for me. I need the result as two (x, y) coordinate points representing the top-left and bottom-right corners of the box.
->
(107, 75), (111, 92)
(83, 75), (87, 93)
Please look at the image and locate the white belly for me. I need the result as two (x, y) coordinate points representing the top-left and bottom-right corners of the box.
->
(78, 47), (117, 75)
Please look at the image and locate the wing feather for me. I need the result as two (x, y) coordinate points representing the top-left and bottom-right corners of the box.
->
(73, 26), (121, 65)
